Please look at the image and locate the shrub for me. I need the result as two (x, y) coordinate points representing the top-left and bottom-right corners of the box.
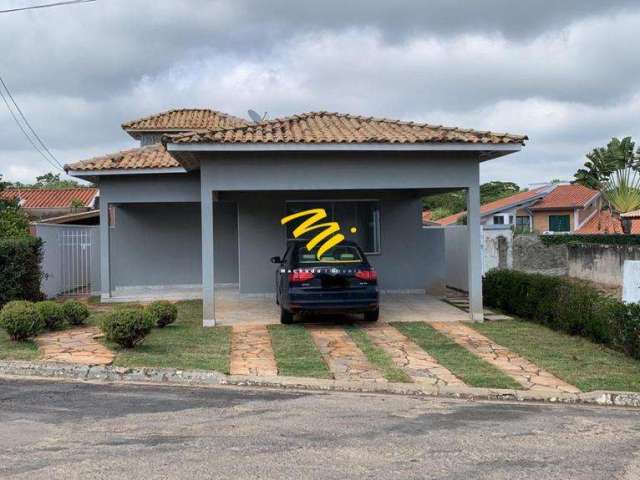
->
(539, 234), (640, 246)
(145, 301), (178, 328)
(0, 237), (43, 307)
(35, 301), (65, 330)
(100, 308), (154, 348)
(0, 300), (44, 340)
(483, 269), (640, 359)
(61, 300), (89, 326)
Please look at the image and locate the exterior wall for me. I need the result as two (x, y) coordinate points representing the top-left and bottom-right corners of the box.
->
(568, 244), (640, 287)
(513, 235), (569, 276)
(226, 190), (444, 294)
(483, 226), (513, 272)
(444, 225), (468, 291)
(532, 210), (575, 232)
(577, 200), (599, 226)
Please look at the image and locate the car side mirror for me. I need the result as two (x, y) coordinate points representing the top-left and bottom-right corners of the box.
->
(270, 256), (282, 264)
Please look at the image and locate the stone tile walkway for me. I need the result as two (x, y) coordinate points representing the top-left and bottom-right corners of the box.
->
(306, 325), (386, 382)
(35, 327), (114, 365)
(229, 325), (278, 376)
(429, 322), (580, 393)
(361, 323), (465, 387)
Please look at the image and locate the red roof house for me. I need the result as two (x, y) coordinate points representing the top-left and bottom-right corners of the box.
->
(1, 188), (98, 220)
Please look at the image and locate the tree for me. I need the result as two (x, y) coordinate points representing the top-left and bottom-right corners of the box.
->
(479, 181), (520, 204)
(0, 175), (29, 238)
(574, 137), (639, 189)
(9, 172), (84, 189)
(601, 168), (640, 234)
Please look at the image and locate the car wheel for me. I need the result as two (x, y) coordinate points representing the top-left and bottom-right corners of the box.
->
(364, 308), (379, 322)
(280, 308), (294, 324)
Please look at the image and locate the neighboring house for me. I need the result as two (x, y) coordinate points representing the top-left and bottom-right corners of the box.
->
(576, 210), (640, 234)
(435, 183), (600, 233)
(529, 184), (600, 233)
(0, 188), (98, 220)
(65, 108), (527, 324)
(39, 209), (100, 225)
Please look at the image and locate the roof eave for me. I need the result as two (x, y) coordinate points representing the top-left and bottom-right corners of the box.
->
(66, 166), (188, 179)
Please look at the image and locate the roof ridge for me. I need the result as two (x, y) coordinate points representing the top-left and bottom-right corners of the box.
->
(121, 108), (248, 130)
(63, 144), (166, 171)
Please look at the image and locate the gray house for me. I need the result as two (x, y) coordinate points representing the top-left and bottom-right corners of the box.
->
(65, 109), (526, 325)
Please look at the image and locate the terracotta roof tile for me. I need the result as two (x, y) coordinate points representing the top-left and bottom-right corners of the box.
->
(529, 184), (599, 210)
(437, 187), (547, 225)
(1, 188), (97, 209)
(576, 210), (640, 234)
(64, 144), (180, 172)
(122, 108), (248, 133)
(166, 111), (527, 146)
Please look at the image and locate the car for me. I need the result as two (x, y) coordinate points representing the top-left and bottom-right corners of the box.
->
(271, 240), (379, 324)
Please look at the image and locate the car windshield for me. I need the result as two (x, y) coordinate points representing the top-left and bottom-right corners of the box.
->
(295, 244), (363, 264)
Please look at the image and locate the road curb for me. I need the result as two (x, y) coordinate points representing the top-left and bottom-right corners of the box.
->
(1, 360), (639, 408)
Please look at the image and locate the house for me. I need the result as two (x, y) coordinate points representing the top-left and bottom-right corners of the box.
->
(64, 108), (527, 325)
(0, 188), (98, 220)
(436, 183), (600, 233)
(576, 210), (640, 234)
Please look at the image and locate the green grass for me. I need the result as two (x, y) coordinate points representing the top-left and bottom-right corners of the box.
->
(473, 319), (640, 392)
(345, 325), (412, 383)
(268, 324), (332, 379)
(392, 322), (521, 389)
(102, 300), (232, 373)
(0, 329), (39, 361)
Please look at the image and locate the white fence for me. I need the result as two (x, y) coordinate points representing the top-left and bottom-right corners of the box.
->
(33, 223), (100, 298)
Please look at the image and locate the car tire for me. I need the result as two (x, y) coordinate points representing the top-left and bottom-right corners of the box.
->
(364, 308), (379, 322)
(280, 308), (294, 324)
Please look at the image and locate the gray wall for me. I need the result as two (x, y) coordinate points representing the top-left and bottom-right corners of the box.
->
(513, 235), (568, 276)
(444, 225), (469, 291)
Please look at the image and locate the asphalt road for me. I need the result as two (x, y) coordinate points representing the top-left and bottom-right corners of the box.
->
(0, 379), (639, 479)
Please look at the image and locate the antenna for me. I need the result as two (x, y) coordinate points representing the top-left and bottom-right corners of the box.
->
(248, 109), (267, 123)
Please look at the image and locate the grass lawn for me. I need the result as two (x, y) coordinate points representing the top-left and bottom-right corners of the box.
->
(0, 329), (39, 361)
(473, 319), (640, 392)
(268, 324), (332, 379)
(345, 325), (412, 383)
(392, 322), (521, 389)
(98, 300), (232, 374)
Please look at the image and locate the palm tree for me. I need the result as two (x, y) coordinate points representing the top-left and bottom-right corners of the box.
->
(601, 168), (640, 234)
(574, 137), (639, 190)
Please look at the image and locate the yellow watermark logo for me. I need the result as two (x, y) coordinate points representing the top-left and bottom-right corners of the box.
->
(280, 208), (356, 259)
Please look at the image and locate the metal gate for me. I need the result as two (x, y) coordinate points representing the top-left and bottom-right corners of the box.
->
(59, 227), (93, 296)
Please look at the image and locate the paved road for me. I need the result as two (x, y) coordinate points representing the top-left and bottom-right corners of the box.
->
(1, 379), (639, 479)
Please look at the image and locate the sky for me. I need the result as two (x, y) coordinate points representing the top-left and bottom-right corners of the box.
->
(1, 0), (640, 188)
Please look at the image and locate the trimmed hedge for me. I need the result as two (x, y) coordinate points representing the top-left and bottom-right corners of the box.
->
(539, 234), (640, 246)
(483, 270), (640, 359)
(0, 237), (44, 307)
(35, 301), (65, 330)
(145, 300), (177, 328)
(100, 308), (154, 348)
(0, 300), (45, 341)
(62, 300), (89, 326)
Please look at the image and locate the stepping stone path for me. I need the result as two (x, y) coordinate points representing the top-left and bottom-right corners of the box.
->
(429, 322), (580, 393)
(229, 325), (278, 376)
(306, 325), (386, 382)
(361, 323), (465, 386)
(35, 327), (114, 365)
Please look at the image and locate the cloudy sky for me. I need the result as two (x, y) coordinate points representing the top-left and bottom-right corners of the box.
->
(1, 0), (640, 187)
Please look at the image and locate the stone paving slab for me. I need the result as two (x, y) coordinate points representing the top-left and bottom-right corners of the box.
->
(306, 325), (386, 382)
(35, 327), (114, 366)
(360, 323), (465, 387)
(429, 322), (580, 394)
(229, 325), (278, 376)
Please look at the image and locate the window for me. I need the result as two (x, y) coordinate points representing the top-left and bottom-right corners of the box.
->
(549, 214), (570, 232)
(515, 215), (531, 233)
(493, 216), (505, 225)
(285, 200), (381, 254)
(509, 215), (514, 224)
(295, 244), (364, 264)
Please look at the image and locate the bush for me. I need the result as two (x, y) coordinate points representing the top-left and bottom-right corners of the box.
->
(0, 237), (43, 307)
(145, 301), (178, 328)
(35, 301), (65, 330)
(540, 234), (640, 246)
(100, 308), (154, 348)
(62, 300), (89, 326)
(483, 269), (640, 359)
(0, 300), (44, 340)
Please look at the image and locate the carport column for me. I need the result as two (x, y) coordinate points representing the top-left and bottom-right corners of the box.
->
(467, 184), (484, 321)
(99, 202), (111, 301)
(201, 189), (216, 327)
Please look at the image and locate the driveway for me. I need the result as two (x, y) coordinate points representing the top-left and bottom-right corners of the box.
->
(1, 378), (639, 479)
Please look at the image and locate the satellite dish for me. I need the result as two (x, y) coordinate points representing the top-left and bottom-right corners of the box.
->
(248, 109), (266, 123)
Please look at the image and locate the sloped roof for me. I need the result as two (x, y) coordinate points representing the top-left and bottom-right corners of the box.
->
(576, 210), (640, 234)
(529, 184), (599, 210)
(166, 111), (527, 146)
(437, 187), (548, 225)
(1, 188), (97, 209)
(122, 108), (248, 134)
(65, 144), (180, 171)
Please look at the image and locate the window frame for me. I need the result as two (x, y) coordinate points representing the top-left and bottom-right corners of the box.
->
(549, 214), (571, 232)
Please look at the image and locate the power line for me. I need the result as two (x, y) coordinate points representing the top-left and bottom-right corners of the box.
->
(0, 0), (95, 14)
(0, 75), (63, 169)
(0, 81), (64, 172)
